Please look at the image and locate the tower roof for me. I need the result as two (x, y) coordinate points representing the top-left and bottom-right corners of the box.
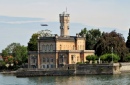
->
(59, 11), (69, 17)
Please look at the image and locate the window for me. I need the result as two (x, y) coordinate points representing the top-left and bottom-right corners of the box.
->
(42, 45), (45, 51)
(51, 58), (53, 62)
(51, 65), (53, 68)
(71, 55), (74, 61)
(33, 59), (35, 63)
(46, 45), (49, 51)
(47, 65), (49, 68)
(32, 57), (36, 63)
(47, 58), (49, 62)
(45, 45), (46, 50)
(50, 45), (52, 50)
(52, 45), (54, 51)
(43, 58), (46, 62)
(43, 65), (45, 68)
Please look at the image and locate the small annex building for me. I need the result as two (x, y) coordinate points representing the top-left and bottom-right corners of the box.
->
(28, 11), (95, 69)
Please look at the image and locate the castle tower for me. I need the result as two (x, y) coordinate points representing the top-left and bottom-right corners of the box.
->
(59, 11), (70, 37)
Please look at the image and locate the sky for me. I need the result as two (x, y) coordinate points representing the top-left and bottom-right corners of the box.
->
(0, 0), (130, 52)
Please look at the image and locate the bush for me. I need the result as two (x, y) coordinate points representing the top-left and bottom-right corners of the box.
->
(100, 53), (120, 63)
(125, 53), (130, 62)
(86, 55), (98, 62)
(77, 62), (83, 64)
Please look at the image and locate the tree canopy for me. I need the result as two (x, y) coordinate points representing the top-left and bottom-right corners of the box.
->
(94, 30), (129, 61)
(100, 53), (120, 63)
(2, 43), (28, 65)
(126, 28), (130, 52)
(86, 55), (98, 61)
(79, 28), (102, 50)
(28, 33), (39, 51)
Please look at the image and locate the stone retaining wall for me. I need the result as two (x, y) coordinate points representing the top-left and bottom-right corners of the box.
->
(119, 63), (130, 72)
(76, 64), (120, 75)
(16, 64), (121, 77)
(16, 70), (75, 77)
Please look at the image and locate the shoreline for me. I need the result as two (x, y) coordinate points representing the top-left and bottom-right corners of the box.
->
(0, 71), (16, 74)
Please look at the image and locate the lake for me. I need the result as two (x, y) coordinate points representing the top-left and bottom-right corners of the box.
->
(0, 73), (130, 85)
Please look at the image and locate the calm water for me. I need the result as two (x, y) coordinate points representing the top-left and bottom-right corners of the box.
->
(1, 73), (130, 85)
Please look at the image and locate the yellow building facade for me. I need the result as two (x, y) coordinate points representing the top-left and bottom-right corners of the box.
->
(28, 12), (94, 69)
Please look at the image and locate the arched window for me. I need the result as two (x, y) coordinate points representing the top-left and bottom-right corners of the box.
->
(42, 45), (44, 50)
(43, 58), (46, 62)
(47, 58), (49, 62)
(52, 45), (53, 51)
(50, 44), (53, 51)
(44, 45), (46, 51)
(46, 45), (49, 51)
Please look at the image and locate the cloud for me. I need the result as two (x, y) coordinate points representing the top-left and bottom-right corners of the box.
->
(0, 15), (128, 52)
(0, 21), (44, 24)
(0, 16), (44, 24)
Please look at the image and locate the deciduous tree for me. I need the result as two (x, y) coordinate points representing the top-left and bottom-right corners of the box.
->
(126, 28), (130, 52)
(2, 43), (28, 65)
(79, 28), (102, 50)
(28, 33), (39, 51)
(94, 30), (129, 61)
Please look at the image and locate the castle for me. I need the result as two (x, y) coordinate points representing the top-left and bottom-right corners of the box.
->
(28, 11), (94, 69)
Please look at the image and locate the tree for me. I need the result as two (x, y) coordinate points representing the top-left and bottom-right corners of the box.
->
(79, 28), (87, 36)
(126, 28), (130, 52)
(28, 30), (53, 51)
(2, 43), (28, 66)
(125, 53), (130, 62)
(28, 33), (39, 51)
(86, 55), (92, 62)
(94, 30), (129, 61)
(2, 49), (9, 59)
(86, 55), (98, 63)
(2, 43), (21, 60)
(13, 45), (28, 65)
(100, 53), (120, 63)
(79, 28), (102, 50)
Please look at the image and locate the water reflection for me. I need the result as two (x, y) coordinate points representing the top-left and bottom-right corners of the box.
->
(1, 73), (130, 85)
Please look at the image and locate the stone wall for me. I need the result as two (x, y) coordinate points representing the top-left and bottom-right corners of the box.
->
(16, 70), (75, 77)
(16, 64), (121, 77)
(16, 67), (75, 77)
(76, 64), (118, 75)
(119, 63), (130, 72)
